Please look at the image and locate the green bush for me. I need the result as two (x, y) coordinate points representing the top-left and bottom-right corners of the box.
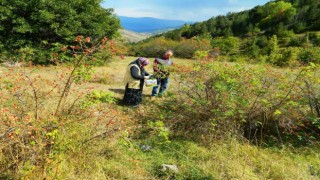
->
(193, 50), (209, 60)
(243, 37), (260, 58)
(298, 47), (320, 64)
(211, 36), (240, 55)
(174, 38), (211, 58)
(275, 47), (300, 67)
(171, 61), (320, 145)
(309, 32), (320, 46)
(80, 90), (116, 109)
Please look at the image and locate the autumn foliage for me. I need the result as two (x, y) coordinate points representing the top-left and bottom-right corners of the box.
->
(0, 36), (124, 178)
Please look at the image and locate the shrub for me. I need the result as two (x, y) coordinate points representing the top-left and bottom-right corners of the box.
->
(147, 121), (171, 145)
(309, 32), (320, 46)
(80, 90), (116, 109)
(193, 50), (208, 60)
(170, 61), (320, 145)
(0, 36), (118, 178)
(211, 36), (240, 56)
(174, 38), (211, 58)
(275, 47), (300, 67)
(298, 47), (320, 64)
(243, 37), (260, 58)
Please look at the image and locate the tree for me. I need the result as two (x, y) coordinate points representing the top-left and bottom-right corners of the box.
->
(258, 1), (296, 35)
(211, 37), (240, 55)
(0, 0), (120, 63)
(304, 0), (320, 30)
(243, 37), (260, 58)
(266, 35), (280, 64)
(230, 11), (250, 36)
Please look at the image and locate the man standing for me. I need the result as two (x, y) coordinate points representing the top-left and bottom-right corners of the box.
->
(151, 50), (174, 97)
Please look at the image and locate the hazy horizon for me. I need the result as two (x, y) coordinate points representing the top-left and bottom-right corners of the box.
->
(102, 0), (271, 22)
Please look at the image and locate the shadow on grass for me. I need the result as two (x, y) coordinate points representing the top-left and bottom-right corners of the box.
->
(113, 97), (125, 106)
(109, 88), (125, 94)
(111, 89), (154, 107)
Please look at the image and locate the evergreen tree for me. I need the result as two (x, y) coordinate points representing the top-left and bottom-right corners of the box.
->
(266, 35), (280, 64)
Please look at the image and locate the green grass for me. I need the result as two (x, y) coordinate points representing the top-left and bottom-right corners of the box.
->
(60, 137), (319, 179)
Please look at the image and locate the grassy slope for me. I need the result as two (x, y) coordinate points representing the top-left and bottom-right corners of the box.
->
(118, 29), (151, 43)
(0, 57), (319, 179)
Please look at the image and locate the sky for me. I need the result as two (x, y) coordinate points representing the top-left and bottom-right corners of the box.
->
(102, 0), (271, 22)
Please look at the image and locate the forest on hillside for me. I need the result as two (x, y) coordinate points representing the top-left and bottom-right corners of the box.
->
(164, 0), (320, 38)
(132, 0), (320, 67)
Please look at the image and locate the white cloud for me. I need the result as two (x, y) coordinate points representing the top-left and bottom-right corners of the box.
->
(114, 8), (160, 18)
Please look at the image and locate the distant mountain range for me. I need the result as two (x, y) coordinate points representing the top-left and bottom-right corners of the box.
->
(118, 16), (194, 34)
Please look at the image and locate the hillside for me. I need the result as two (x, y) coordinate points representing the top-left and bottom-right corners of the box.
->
(118, 29), (150, 43)
(158, 0), (320, 39)
(119, 16), (193, 33)
(1, 56), (319, 179)
(132, 0), (320, 66)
